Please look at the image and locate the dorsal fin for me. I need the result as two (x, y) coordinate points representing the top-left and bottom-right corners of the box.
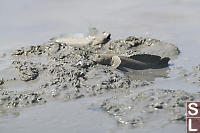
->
(130, 54), (162, 64)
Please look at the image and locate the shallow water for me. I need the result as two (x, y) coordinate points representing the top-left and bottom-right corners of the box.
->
(0, 0), (200, 132)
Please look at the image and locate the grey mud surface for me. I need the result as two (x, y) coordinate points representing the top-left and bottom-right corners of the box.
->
(0, 33), (199, 132)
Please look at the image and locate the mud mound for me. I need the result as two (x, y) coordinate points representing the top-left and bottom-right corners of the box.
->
(0, 34), (181, 121)
(96, 36), (180, 58)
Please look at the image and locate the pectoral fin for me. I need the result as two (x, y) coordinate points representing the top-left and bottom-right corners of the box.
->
(111, 56), (121, 68)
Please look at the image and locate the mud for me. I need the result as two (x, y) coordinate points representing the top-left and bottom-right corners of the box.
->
(97, 36), (180, 58)
(101, 88), (199, 128)
(0, 91), (46, 108)
(191, 65), (200, 86)
(178, 65), (200, 88)
(12, 61), (41, 81)
(0, 32), (195, 130)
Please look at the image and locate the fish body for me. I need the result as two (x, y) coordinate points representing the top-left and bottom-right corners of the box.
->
(51, 31), (111, 46)
(95, 54), (170, 70)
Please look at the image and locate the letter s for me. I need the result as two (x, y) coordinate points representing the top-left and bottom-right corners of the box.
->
(188, 103), (198, 116)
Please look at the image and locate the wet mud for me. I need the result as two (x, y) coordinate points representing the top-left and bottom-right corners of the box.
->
(101, 88), (199, 128)
(178, 65), (200, 88)
(0, 32), (198, 130)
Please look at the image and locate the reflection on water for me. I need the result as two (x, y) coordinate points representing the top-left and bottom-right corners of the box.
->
(125, 67), (170, 81)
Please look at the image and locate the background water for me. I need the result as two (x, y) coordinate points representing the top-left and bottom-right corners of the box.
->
(0, 0), (200, 132)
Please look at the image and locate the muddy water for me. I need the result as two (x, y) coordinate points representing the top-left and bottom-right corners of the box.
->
(0, 0), (200, 133)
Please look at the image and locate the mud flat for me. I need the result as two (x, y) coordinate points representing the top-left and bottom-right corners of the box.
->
(0, 31), (197, 132)
(181, 65), (200, 88)
(101, 88), (200, 128)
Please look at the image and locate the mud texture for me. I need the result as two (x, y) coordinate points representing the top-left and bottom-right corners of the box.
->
(13, 61), (41, 81)
(181, 65), (200, 87)
(97, 36), (180, 58)
(101, 88), (199, 128)
(0, 32), (190, 129)
(191, 65), (200, 86)
(0, 91), (46, 108)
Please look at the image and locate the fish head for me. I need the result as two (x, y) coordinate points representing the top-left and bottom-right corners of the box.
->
(94, 55), (112, 65)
